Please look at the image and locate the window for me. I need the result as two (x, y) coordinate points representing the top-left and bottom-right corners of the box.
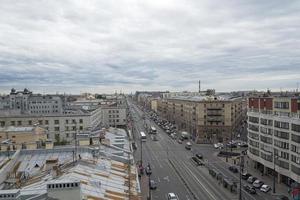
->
(274, 101), (289, 109)
(79, 119), (83, 123)
(10, 121), (15, 126)
(0, 121), (5, 127)
(45, 120), (49, 125)
(66, 120), (69, 124)
(28, 120), (32, 125)
(79, 126), (83, 130)
(38, 120), (43, 125)
(274, 121), (289, 130)
(292, 124), (300, 133)
(72, 126), (76, 130)
(72, 119), (76, 124)
(260, 135), (272, 144)
(274, 130), (289, 140)
(54, 120), (59, 125)
(249, 116), (259, 124)
(54, 127), (60, 131)
(292, 134), (300, 143)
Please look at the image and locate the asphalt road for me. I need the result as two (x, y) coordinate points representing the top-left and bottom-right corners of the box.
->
(128, 101), (238, 200)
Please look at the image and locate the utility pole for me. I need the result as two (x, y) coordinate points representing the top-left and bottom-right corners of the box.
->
(140, 138), (143, 166)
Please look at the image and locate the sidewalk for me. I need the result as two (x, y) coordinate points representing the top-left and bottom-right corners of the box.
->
(139, 173), (150, 200)
(218, 153), (292, 199)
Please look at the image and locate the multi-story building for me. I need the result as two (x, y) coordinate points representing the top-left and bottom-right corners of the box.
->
(0, 90), (127, 144)
(247, 94), (300, 185)
(0, 88), (64, 115)
(0, 126), (47, 150)
(157, 94), (245, 143)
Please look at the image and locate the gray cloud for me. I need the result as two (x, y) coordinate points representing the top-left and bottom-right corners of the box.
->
(0, 0), (299, 94)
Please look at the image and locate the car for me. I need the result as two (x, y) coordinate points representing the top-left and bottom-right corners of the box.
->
(260, 184), (271, 192)
(150, 180), (157, 189)
(247, 176), (257, 184)
(214, 143), (223, 149)
(167, 193), (179, 200)
(191, 156), (203, 166)
(241, 172), (252, 180)
(253, 180), (264, 188)
(185, 142), (192, 150)
(228, 166), (239, 173)
(178, 139), (183, 144)
(170, 133), (176, 139)
(243, 184), (256, 194)
(145, 166), (152, 175)
(195, 153), (203, 160)
(275, 195), (289, 200)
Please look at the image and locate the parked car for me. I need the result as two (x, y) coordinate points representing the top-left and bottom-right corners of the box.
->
(243, 185), (256, 194)
(214, 143), (224, 149)
(275, 195), (289, 200)
(228, 166), (239, 173)
(145, 166), (152, 175)
(253, 180), (264, 188)
(195, 153), (203, 160)
(185, 142), (192, 150)
(178, 139), (183, 144)
(150, 180), (157, 190)
(167, 193), (179, 200)
(241, 172), (252, 180)
(260, 184), (271, 192)
(247, 176), (257, 184)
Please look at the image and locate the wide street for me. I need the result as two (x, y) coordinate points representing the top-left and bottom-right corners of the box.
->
(128, 100), (276, 200)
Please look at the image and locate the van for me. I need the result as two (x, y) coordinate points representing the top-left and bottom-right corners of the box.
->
(185, 142), (192, 150)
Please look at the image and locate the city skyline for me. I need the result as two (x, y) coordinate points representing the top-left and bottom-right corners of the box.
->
(0, 0), (300, 93)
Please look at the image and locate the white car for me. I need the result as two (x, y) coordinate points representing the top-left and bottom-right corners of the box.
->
(260, 184), (271, 192)
(214, 143), (224, 149)
(167, 193), (179, 200)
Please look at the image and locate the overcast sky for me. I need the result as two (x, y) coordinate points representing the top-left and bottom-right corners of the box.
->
(0, 0), (299, 94)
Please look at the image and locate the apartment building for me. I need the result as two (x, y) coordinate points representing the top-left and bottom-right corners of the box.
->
(0, 88), (64, 115)
(0, 108), (102, 142)
(157, 95), (245, 143)
(101, 106), (127, 127)
(0, 126), (47, 150)
(247, 94), (300, 185)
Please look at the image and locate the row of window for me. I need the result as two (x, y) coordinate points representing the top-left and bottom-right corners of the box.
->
(260, 135), (273, 144)
(0, 119), (83, 127)
(108, 110), (119, 113)
(274, 121), (289, 130)
(274, 130), (289, 140)
(109, 115), (119, 118)
(274, 101), (289, 109)
(274, 139), (289, 149)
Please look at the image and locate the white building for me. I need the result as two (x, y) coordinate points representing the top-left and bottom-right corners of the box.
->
(247, 95), (300, 186)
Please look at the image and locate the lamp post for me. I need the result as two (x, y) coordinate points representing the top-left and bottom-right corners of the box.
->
(239, 155), (244, 200)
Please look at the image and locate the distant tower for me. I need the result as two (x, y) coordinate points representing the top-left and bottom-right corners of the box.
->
(198, 80), (201, 93)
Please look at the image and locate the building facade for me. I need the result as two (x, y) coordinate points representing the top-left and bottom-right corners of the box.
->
(247, 95), (300, 185)
(0, 88), (64, 115)
(157, 95), (245, 143)
(0, 126), (47, 150)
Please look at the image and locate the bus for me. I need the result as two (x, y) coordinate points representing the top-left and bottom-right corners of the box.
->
(150, 126), (157, 134)
(140, 131), (147, 142)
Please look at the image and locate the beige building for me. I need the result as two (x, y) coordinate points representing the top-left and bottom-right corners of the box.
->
(0, 126), (47, 150)
(157, 95), (245, 143)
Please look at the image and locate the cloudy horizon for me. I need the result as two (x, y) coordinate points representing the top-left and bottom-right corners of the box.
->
(0, 0), (299, 94)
